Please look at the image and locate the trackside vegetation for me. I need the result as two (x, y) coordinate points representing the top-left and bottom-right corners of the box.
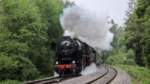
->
(105, 0), (150, 84)
(0, 0), (63, 82)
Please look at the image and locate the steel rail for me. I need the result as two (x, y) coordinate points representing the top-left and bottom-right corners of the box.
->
(87, 66), (117, 84)
(23, 76), (60, 84)
(86, 66), (109, 84)
(59, 66), (109, 84)
(107, 67), (118, 84)
(23, 66), (117, 84)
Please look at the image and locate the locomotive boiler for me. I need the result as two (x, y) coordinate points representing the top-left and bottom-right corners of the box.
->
(54, 36), (96, 77)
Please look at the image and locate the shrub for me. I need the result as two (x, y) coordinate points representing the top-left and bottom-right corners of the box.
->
(0, 55), (39, 81)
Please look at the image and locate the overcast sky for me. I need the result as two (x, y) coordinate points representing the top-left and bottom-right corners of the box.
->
(94, 0), (129, 25)
(65, 0), (129, 26)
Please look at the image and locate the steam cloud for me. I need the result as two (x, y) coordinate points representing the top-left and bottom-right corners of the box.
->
(60, 0), (113, 50)
(80, 63), (99, 75)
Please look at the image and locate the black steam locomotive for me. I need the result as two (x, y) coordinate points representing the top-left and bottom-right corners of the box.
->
(54, 36), (96, 77)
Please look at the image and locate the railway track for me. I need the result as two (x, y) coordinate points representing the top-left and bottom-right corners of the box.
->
(88, 67), (117, 84)
(60, 66), (117, 84)
(24, 66), (117, 84)
(24, 75), (76, 84)
(23, 76), (62, 84)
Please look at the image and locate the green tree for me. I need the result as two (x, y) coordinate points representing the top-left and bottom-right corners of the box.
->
(34, 0), (63, 39)
(32, 0), (64, 74)
(106, 21), (136, 65)
(125, 0), (150, 67)
(0, 0), (63, 80)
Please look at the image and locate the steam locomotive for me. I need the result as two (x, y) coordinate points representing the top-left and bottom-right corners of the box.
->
(54, 36), (97, 77)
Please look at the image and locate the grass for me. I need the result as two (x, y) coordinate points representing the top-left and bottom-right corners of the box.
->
(0, 80), (20, 84)
(115, 65), (150, 84)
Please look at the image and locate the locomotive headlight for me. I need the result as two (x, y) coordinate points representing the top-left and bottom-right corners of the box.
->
(72, 60), (75, 64)
(56, 61), (58, 64)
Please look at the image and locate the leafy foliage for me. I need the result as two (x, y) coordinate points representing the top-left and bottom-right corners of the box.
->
(125, 0), (150, 67)
(105, 22), (136, 65)
(105, 1), (150, 83)
(0, 55), (39, 80)
(0, 0), (63, 81)
(106, 0), (150, 68)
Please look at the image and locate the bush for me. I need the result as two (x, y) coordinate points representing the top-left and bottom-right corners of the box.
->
(106, 50), (127, 65)
(0, 55), (39, 81)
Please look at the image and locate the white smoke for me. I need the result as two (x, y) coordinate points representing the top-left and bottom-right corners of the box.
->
(54, 72), (59, 77)
(81, 63), (99, 75)
(60, 0), (114, 50)
(63, 30), (74, 38)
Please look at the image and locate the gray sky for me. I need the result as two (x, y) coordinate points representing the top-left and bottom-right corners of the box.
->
(66, 0), (129, 26)
(96, 0), (129, 25)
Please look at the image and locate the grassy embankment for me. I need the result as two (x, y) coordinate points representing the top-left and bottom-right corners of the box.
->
(115, 65), (150, 84)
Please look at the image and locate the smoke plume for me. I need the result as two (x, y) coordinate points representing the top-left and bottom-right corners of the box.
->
(60, 0), (113, 50)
